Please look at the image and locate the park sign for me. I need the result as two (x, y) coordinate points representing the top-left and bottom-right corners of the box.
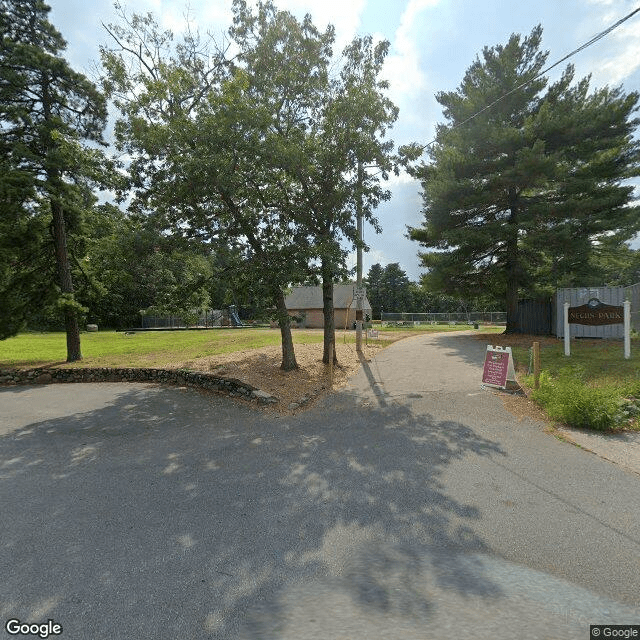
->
(562, 298), (631, 359)
(568, 298), (623, 326)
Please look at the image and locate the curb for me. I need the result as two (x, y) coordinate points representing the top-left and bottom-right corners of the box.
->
(0, 367), (279, 406)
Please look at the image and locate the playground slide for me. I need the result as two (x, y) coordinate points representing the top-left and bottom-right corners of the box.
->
(229, 306), (244, 327)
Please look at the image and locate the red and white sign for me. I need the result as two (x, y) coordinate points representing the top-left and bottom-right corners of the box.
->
(482, 345), (516, 389)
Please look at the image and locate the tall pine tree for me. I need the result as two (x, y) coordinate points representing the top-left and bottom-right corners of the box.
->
(408, 26), (640, 332)
(0, 0), (107, 359)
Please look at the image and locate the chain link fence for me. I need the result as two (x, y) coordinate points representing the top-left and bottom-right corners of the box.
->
(380, 312), (506, 325)
(140, 309), (225, 329)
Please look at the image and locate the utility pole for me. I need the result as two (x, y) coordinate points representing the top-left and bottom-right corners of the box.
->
(356, 160), (364, 354)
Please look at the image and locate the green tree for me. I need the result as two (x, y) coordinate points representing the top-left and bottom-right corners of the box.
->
(0, 0), (108, 359)
(365, 263), (384, 319)
(101, 2), (327, 370)
(285, 33), (398, 363)
(407, 26), (640, 332)
(380, 263), (412, 314)
(102, 1), (397, 370)
(588, 242), (640, 287)
(80, 205), (213, 329)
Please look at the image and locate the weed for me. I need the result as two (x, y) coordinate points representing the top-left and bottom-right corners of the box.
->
(530, 370), (623, 431)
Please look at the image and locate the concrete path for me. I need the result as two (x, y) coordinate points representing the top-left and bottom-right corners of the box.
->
(0, 332), (639, 639)
(356, 330), (640, 476)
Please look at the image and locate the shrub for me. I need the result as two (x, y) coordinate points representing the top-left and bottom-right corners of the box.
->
(531, 370), (620, 431)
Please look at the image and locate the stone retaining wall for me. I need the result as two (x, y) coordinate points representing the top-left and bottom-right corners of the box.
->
(0, 367), (278, 405)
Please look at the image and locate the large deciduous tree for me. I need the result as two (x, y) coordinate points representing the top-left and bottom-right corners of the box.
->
(101, 2), (325, 370)
(0, 0), (107, 359)
(407, 26), (640, 332)
(102, 0), (397, 369)
(274, 32), (398, 363)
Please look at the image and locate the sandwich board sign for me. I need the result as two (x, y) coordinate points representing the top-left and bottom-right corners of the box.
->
(482, 345), (517, 389)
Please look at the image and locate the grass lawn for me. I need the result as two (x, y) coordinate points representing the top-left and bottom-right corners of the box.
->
(509, 338), (640, 389)
(507, 337), (640, 431)
(0, 324), (501, 369)
(3, 326), (636, 429)
(0, 328), (316, 368)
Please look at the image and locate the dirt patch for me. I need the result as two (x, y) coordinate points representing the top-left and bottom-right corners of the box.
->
(166, 328), (557, 419)
(168, 330), (397, 413)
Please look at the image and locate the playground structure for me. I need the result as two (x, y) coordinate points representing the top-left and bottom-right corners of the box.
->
(138, 306), (244, 330)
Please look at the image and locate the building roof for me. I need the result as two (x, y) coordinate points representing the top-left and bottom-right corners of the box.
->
(285, 284), (371, 311)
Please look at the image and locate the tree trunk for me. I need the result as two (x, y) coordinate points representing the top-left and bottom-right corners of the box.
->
(42, 73), (81, 362)
(321, 262), (337, 365)
(51, 198), (82, 362)
(504, 192), (519, 334)
(275, 288), (298, 371)
(505, 264), (519, 333)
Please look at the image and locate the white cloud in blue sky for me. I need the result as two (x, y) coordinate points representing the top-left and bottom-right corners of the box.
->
(48, 0), (640, 280)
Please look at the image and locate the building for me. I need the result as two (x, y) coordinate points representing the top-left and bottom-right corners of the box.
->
(284, 284), (372, 329)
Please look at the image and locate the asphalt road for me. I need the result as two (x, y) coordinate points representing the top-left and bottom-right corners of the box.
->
(1, 332), (639, 639)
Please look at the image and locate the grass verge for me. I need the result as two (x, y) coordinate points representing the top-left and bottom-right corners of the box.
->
(508, 338), (640, 431)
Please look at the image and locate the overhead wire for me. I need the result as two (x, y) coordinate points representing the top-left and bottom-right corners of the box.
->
(419, 5), (640, 152)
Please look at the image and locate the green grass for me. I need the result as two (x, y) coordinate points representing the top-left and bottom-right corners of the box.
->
(0, 328), (330, 368)
(6, 326), (636, 430)
(0, 324), (502, 369)
(511, 339), (640, 431)
(512, 339), (640, 387)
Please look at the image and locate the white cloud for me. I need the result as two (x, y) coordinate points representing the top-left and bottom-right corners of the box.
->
(346, 248), (392, 275)
(242, 0), (366, 53)
(383, 0), (440, 102)
(589, 19), (640, 86)
(384, 170), (420, 188)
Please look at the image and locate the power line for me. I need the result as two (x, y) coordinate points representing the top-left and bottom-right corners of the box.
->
(420, 5), (640, 151)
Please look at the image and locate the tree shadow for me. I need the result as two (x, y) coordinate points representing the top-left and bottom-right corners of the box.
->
(427, 332), (493, 370)
(0, 382), (507, 638)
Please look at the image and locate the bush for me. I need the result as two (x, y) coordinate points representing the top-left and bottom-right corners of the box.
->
(531, 370), (620, 431)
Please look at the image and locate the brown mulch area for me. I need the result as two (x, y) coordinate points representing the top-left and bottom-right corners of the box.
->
(171, 330), (399, 413)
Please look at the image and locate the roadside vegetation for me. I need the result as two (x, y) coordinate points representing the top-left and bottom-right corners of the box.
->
(508, 338), (640, 431)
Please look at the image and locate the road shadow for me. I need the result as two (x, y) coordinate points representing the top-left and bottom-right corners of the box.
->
(426, 332), (493, 370)
(0, 383), (505, 639)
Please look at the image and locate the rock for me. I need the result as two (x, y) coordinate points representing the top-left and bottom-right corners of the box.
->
(288, 402), (300, 410)
(36, 373), (52, 384)
(252, 390), (278, 405)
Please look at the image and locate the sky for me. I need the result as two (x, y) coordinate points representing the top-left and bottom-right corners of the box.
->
(48, 0), (640, 281)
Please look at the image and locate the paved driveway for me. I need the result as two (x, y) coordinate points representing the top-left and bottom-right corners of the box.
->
(1, 333), (639, 639)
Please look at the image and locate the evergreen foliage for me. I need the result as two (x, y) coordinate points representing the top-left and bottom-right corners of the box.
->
(0, 0), (108, 359)
(407, 26), (640, 332)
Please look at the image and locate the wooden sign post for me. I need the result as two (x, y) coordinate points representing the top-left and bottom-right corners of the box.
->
(482, 345), (517, 389)
(533, 341), (541, 390)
